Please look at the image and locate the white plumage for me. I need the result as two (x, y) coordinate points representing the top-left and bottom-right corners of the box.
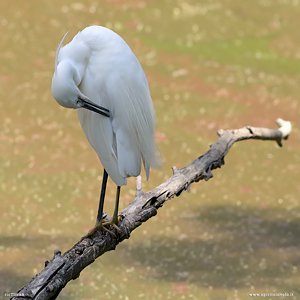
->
(52, 26), (161, 187)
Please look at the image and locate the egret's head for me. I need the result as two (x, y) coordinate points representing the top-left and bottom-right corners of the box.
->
(51, 65), (110, 117)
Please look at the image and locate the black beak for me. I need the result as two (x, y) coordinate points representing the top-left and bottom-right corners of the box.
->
(79, 98), (110, 118)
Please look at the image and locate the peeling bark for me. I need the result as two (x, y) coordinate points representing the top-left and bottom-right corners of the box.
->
(11, 119), (292, 300)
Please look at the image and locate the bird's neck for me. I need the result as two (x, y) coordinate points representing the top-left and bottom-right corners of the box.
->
(58, 59), (83, 87)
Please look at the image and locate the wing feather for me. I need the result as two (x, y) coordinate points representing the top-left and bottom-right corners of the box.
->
(107, 63), (162, 180)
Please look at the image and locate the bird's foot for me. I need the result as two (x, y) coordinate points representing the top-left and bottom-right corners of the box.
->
(80, 217), (121, 242)
(103, 216), (121, 234)
(80, 222), (115, 242)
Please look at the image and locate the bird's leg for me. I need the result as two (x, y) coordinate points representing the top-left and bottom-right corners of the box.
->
(112, 186), (121, 224)
(110, 186), (121, 232)
(95, 169), (108, 228)
(80, 169), (116, 241)
(99, 186), (121, 234)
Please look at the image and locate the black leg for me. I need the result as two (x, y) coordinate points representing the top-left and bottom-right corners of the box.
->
(80, 169), (113, 241)
(80, 169), (121, 241)
(96, 169), (108, 224)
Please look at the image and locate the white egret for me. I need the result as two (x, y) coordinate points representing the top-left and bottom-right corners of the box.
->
(51, 26), (161, 240)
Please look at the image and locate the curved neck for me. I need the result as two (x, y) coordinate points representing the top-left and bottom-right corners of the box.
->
(56, 59), (83, 87)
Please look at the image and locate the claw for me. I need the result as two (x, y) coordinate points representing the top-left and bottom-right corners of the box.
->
(103, 219), (121, 233)
(80, 222), (116, 242)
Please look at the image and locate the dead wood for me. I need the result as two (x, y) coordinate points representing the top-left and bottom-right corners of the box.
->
(11, 118), (292, 300)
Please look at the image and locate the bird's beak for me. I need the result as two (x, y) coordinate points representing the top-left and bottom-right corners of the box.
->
(79, 97), (110, 118)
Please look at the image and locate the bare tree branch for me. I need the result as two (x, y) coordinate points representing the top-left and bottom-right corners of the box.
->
(11, 119), (292, 300)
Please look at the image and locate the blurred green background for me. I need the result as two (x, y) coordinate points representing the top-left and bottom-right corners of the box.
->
(0, 0), (300, 299)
